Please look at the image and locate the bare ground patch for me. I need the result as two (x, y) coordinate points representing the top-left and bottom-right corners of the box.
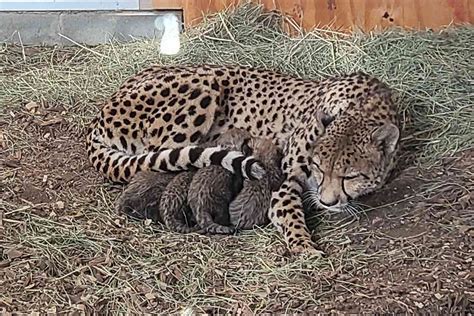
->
(1, 99), (472, 314)
(1, 4), (473, 313)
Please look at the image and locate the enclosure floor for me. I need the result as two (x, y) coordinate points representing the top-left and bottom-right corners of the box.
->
(0, 84), (471, 314)
(1, 4), (473, 312)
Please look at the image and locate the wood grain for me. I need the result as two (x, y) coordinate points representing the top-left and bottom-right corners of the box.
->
(141, 0), (473, 31)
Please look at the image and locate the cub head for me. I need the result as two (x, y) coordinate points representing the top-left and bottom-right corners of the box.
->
(306, 115), (400, 212)
(213, 128), (252, 150)
(242, 136), (284, 191)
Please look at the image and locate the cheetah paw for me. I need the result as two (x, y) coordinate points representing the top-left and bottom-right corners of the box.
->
(290, 241), (325, 257)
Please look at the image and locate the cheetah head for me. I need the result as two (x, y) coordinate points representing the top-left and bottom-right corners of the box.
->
(305, 115), (400, 213)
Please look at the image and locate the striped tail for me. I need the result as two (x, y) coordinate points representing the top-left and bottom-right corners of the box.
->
(86, 129), (265, 184)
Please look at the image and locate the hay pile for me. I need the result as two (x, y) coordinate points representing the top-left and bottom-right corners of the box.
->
(0, 3), (473, 314)
(1, 4), (472, 161)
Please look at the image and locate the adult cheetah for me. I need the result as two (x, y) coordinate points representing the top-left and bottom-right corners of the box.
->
(86, 65), (400, 254)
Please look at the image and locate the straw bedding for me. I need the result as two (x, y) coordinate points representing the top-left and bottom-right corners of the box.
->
(0, 3), (472, 314)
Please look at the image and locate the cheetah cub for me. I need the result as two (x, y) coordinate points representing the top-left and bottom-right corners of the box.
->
(115, 129), (284, 234)
(228, 136), (284, 229)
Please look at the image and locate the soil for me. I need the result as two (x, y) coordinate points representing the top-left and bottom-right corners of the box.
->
(0, 104), (472, 314)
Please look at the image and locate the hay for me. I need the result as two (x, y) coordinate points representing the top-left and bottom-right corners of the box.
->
(0, 3), (473, 314)
(1, 4), (473, 162)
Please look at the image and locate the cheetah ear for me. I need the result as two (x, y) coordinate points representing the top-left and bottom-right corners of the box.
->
(319, 112), (334, 128)
(306, 111), (332, 146)
(372, 123), (399, 155)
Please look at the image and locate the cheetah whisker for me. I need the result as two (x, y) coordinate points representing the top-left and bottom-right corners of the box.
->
(343, 205), (357, 218)
(302, 190), (321, 211)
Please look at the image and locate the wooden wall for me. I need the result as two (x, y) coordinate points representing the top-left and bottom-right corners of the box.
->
(140, 0), (473, 31)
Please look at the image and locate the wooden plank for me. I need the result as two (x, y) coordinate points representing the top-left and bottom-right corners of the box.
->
(142, 0), (473, 31)
(142, 0), (235, 24)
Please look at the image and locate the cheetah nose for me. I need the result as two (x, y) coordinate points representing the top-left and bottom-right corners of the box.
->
(319, 199), (339, 207)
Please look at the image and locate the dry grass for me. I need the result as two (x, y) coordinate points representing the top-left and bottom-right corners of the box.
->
(1, 4), (472, 162)
(0, 3), (473, 314)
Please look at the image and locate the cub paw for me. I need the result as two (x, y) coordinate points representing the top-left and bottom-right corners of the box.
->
(203, 223), (235, 235)
(174, 225), (202, 234)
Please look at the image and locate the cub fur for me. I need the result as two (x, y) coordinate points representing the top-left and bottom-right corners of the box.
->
(116, 129), (283, 233)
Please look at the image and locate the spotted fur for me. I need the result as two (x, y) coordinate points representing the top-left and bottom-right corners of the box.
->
(87, 65), (400, 254)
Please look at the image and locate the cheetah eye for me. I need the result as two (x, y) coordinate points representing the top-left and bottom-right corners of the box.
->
(343, 173), (370, 180)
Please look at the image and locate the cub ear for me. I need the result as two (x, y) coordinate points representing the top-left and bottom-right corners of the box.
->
(241, 138), (253, 156)
(371, 123), (400, 155)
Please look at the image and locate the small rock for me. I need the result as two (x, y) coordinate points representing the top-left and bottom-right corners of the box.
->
(372, 217), (383, 225)
(458, 225), (471, 234)
(25, 101), (39, 112)
(46, 306), (57, 314)
(180, 307), (196, 316)
(43, 132), (51, 139)
(56, 201), (65, 209)
(434, 293), (443, 300)
(3, 159), (21, 168)
(145, 292), (156, 300)
(5, 248), (23, 259)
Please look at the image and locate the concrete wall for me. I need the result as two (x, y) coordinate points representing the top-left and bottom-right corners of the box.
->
(0, 1), (139, 11)
(0, 10), (182, 46)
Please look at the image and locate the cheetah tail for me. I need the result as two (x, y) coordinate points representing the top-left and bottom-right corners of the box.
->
(144, 146), (266, 180)
(87, 133), (264, 183)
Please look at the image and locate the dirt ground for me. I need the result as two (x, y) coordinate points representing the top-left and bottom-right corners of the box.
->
(0, 95), (472, 314)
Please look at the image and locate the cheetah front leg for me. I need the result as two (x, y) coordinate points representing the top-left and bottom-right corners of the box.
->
(269, 178), (323, 255)
(269, 112), (329, 255)
(269, 180), (323, 255)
